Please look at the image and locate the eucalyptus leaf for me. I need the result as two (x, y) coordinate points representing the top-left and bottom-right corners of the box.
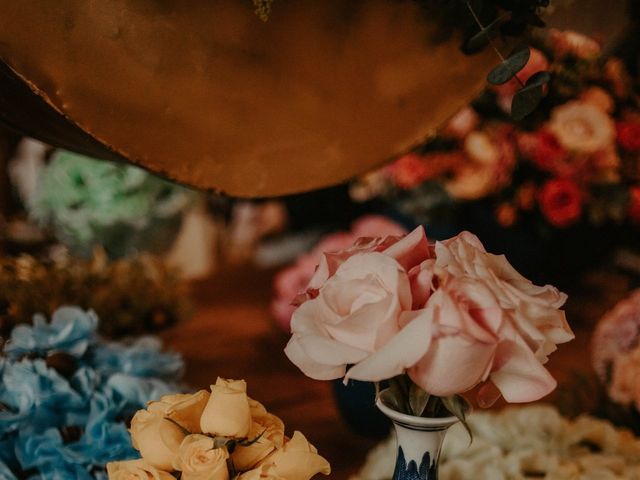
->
(487, 47), (530, 85)
(409, 383), (430, 417)
(463, 15), (504, 53)
(442, 395), (473, 442)
(526, 70), (551, 88)
(511, 82), (544, 120)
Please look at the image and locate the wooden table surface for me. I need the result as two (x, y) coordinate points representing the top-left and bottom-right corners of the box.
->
(159, 265), (633, 479)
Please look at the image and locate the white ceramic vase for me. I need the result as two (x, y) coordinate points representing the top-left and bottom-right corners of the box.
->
(376, 389), (459, 480)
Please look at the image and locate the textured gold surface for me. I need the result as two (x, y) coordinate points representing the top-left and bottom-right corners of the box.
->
(0, 1), (499, 197)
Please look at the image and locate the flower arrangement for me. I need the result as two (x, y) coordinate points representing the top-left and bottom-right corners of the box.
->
(351, 404), (640, 480)
(107, 378), (331, 479)
(352, 29), (640, 230)
(285, 225), (574, 424)
(271, 215), (406, 332)
(0, 306), (184, 479)
(30, 150), (195, 259)
(589, 289), (640, 431)
(0, 249), (190, 338)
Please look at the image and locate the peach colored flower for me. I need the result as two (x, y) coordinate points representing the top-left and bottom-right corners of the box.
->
(265, 431), (331, 480)
(609, 345), (640, 410)
(443, 107), (479, 140)
(550, 29), (601, 59)
(130, 405), (187, 471)
(107, 459), (176, 480)
(548, 101), (615, 154)
(200, 378), (252, 438)
(172, 435), (229, 480)
(580, 87), (614, 114)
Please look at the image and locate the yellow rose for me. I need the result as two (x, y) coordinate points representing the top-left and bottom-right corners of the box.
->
(172, 434), (230, 480)
(162, 390), (210, 433)
(106, 459), (175, 480)
(130, 408), (187, 470)
(266, 431), (331, 480)
(200, 378), (251, 438)
(238, 463), (284, 480)
(232, 404), (285, 470)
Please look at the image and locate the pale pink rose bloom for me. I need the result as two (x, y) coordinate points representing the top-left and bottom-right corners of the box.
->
(284, 252), (412, 380)
(550, 29), (601, 60)
(609, 345), (640, 410)
(346, 277), (559, 402)
(307, 225), (430, 292)
(270, 215), (406, 331)
(548, 101), (615, 154)
(434, 232), (573, 364)
(443, 107), (480, 140)
(592, 289), (640, 382)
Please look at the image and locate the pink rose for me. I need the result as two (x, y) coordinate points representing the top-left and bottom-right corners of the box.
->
(608, 345), (640, 410)
(434, 232), (573, 365)
(346, 276), (560, 402)
(270, 216), (406, 331)
(284, 252), (412, 380)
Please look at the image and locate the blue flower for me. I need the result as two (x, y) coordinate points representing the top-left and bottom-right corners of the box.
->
(0, 360), (86, 433)
(4, 307), (98, 359)
(0, 458), (17, 480)
(91, 336), (184, 380)
(105, 373), (176, 410)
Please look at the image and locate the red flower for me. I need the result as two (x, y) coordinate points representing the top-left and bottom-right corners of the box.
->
(628, 186), (640, 224)
(517, 130), (569, 175)
(538, 178), (583, 228)
(387, 154), (429, 190)
(617, 122), (640, 152)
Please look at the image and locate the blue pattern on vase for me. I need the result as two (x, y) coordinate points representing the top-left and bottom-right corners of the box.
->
(392, 446), (438, 480)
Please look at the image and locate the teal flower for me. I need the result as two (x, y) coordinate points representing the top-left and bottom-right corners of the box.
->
(31, 150), (194, 258)
(4, 306), (97, 359)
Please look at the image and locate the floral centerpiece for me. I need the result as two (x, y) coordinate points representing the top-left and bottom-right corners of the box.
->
(353, 29), (639, 231)
(0, 249), (190, 338)
(107, 378), (330, 479)
(0, 306), (184, 479)
(30, 150), (195, 259)
(285, 225), (573, 478)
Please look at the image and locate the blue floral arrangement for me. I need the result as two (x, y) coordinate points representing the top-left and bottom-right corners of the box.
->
(0, 306), (184, 479)
(30, 150), (195, 259)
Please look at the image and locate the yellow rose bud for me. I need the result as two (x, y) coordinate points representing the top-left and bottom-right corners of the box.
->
(232, 411), (285, 470)
(130, 408), (187, 471)
(106, 459), (175, 479)
(172, 434), (230, 480)
(163, 390), (211, 433)
(267, 431), (331, 480)
(200, 378), (252, 438)
(238, 463), (284, 480)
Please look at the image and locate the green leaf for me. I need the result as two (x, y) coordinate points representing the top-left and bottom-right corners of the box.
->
(238, 430), (266, 447)
(511, 83), (544, 120)
(487, 47), (530, 85)
(463, 16), (504, 53)
(526, 71), (551, 88)
(442, 395), (472, 442)
(409, 383), (430, 417)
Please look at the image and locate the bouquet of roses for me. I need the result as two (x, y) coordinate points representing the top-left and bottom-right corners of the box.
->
(352, 29), (640, 231)
(107, 378), (330, 480)
(285, 226), (574, 423)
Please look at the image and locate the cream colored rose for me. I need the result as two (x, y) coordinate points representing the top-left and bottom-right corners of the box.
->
(107, 459), (175, 480)
(232, 408), (285, 470)
(267, 431), (331, 480)
(465, 131), (499, 165)
(162, 390), (210, 433)
(200, 378), (252, 438)
(548, 101), (615, 153)
(172, 434), (229, 480)
(130, 407), (187, 470)
(238, 463), (285, 480)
